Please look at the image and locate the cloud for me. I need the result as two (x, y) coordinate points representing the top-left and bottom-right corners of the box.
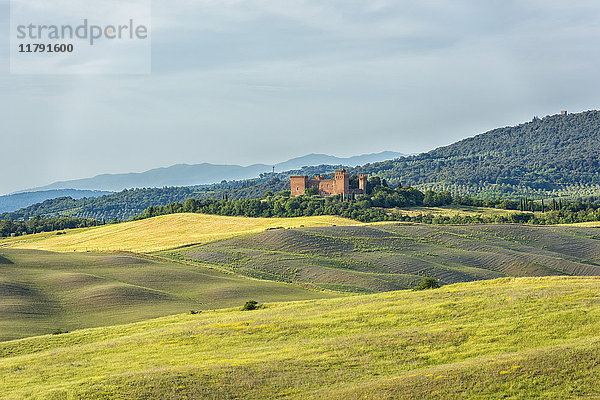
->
(1, 1), (600, 193)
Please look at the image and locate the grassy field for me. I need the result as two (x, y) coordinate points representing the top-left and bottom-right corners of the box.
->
(568, 221), (600, 227)
(1, 277), (600, 399)
(391, 204), (528, 217)
(172, 223), (600, 292)
(2, 214), (359, 253)
(0, 248), (338, 341)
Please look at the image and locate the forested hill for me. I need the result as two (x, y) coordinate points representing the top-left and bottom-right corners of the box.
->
(353, 111), (600, 198)
(0, 166), (337, 221)
(5, 111), (600, 221)
(0, 180), (289, 222)
(0, 189), (112, 214)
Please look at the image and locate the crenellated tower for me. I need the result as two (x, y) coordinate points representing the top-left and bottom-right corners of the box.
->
(335, 169), (350, 194)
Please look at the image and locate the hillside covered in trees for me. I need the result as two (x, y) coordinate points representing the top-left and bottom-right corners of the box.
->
(0, 167), (339, 221)
(352, 111), (600, 198)
(0, 189), (112, 214)
(132, 186), (600, 226)
(0, 180), (290, 221)
(5, 111), (600, 221)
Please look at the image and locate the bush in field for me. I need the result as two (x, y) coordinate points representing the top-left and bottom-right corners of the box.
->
(242, 300), (259, 311)
(414, 277), (440, 291)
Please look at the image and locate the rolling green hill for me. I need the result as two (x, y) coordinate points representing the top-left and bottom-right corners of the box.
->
(353, 110), (600, 198)
(171, 223), (600, 292)
(1, 277), (600, 399)
(3, 214), (358, 253)
(0, 248), (337, 341)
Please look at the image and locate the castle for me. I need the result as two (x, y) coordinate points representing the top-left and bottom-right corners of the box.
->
(290, 169), (368, 196)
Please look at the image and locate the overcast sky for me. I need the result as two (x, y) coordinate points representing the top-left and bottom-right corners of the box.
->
(2, 0), (600, 194)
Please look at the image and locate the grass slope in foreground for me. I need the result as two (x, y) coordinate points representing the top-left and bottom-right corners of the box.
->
(2, 214), (358, 253)
(174, 223), (600, 292)
(0, 249), (338, 341)
(1, 277), (600, 399)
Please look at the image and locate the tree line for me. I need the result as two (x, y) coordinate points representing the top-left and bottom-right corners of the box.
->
(132, 180), (600, 225)
(0, 216), (102, 238)
(5, 178), (600, 237)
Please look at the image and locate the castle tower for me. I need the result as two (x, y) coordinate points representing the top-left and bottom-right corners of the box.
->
(334, 169), (350, 195)
(358, 174), (368, 193)
(290, 176), (309, 196)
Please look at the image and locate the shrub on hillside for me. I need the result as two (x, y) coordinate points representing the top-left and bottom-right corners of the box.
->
(242, 300), (259, 311)
(414, 278), (440, 291)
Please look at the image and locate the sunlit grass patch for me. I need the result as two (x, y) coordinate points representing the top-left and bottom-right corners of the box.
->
(1, 277), (600, 398)
(6, 213), (360, 253)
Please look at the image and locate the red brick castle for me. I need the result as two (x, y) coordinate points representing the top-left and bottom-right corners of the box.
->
(291, 169), (368, 196)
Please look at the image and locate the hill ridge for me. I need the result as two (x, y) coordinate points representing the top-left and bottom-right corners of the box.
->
(352, 110), (600, 198)
(19, 151), (407, 193)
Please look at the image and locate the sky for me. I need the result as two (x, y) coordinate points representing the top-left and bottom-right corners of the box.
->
(2, 0), (600, 194)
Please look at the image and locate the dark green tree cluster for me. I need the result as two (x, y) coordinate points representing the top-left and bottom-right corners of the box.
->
(423, 190), (453, 207)
(133, 184), (428, 223)
(414, 278), (440, 291)
(0, 216), (101, 238)
(132, 179), (600, 226)
(135, 192), (386, 222)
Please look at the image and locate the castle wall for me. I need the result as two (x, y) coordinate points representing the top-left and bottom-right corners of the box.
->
(310, 178), (337, 195)
(290, 176), (308, 196)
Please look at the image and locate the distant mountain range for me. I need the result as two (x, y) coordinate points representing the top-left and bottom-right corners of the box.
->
(19, 151), (407, 194)
(1, 152), (406, 215)
(273, 152), (405, 172)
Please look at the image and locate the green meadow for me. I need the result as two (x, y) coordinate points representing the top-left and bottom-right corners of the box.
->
(1, 277), (600, 399)
(0, 248), (337, 341)
(4, 214), (600, 398)
(4, 217), (600, 342)
(172, 223), (600, 292)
